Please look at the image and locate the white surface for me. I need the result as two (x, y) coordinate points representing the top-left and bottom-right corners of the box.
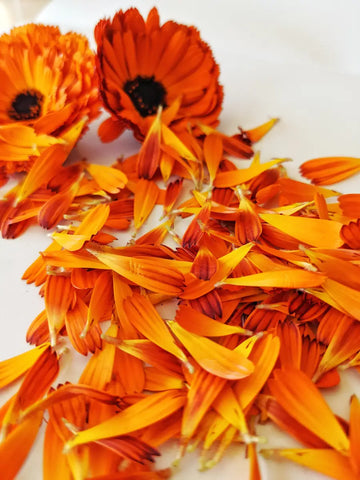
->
(1, 1), (360, 479)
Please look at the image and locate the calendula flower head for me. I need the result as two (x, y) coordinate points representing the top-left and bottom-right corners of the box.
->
(0, 23), (101, 179)
(95, 7), (224, 142)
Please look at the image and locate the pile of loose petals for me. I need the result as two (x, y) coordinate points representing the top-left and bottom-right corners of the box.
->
(1, 7), (360, 480)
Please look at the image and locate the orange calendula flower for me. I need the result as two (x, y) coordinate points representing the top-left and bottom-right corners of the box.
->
(95, 7), (223, 142)
(0, 23), (100, 179)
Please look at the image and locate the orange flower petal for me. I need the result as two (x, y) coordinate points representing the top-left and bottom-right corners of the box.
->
(0, 410), (43, 480)
(0, 343), (49, 389)
(262, 448), (356, 480)
(45, 275), (75, 345)
(260, 213), (344, 248)
(245, 117), (279, 143)
(224, 269), (326, 289)
(176, 305), (251, 337)
(214, 157), (286, 187)
(300, 156), (360, 185)
(88, 247), (185, 295)
(16, 144), (68, 203)
(168, 321), (254, 380)
(350, 395), (360, 474)
(268, 368), (349, 451)
(66, 390), (186, 448)
(123, 293), (187, 362)
(134, 179), (159, 229)
(137, 108), (162, 179)
(86, 163), (127, 194)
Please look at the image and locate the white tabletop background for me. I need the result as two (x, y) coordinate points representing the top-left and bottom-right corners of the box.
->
(1, 1), (360, 478)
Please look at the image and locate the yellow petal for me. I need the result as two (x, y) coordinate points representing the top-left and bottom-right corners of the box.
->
(0, 344), (49, 389)
(224, 269), (326, 288)
(260, 213), (343, 248)
(66, 390), (186, 449)
(86, 163), (127, 194)
(168, 321), (254, 380)
(262, 448), (357, 480)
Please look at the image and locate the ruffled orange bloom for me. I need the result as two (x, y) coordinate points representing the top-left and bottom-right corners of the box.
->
(0, 23), (101, 178)
(95, 7), (223, 142)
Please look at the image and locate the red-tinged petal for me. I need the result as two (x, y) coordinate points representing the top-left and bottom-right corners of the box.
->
(66, 297), (102, 355)
(93, 435), (160, 464)
(340, 219), (360, 249)
(181, 367), (227, 441)
(191, 246), (218, 280)
(339, 193), (360, 218)
(15, 347), (59, 413)
(262, 448), (357, 480)
(0, 344), (49, 389)
(182, 202), (211, 249)
(98, 117), (126, 143)
(134, 179), (159, 229)
(300, 156), (360, 185)
(85, 271), (114, 333)
(276, 321), (302, 370)
(260, 213), (344, 248)
(23, 383), (120, 421)
(123, 293), (187, 362)
(16, 144), (68, 203)
(189, 289), (223, 319)
(26, 310), (50, 346)
(0, 411), (43, 480)
(268, 368), (349, 451)
(66, 390), (187, 448)
(258, 396), (328, 448)
(235, 195), (262, 244)
(38, 179), (80, 229)
(163, 178), (183, 215)
(86, 163), (127, 194)
(168, 321), (254, 380)
(181, 243), (253, 299)
(45, 275), (75, 346)
(137, 108), (162, 179)
(203, 133), (223, 183)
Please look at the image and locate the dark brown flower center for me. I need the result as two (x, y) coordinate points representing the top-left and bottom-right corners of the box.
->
(8, 89), (44, 121)
(124, 75), (166, 117)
